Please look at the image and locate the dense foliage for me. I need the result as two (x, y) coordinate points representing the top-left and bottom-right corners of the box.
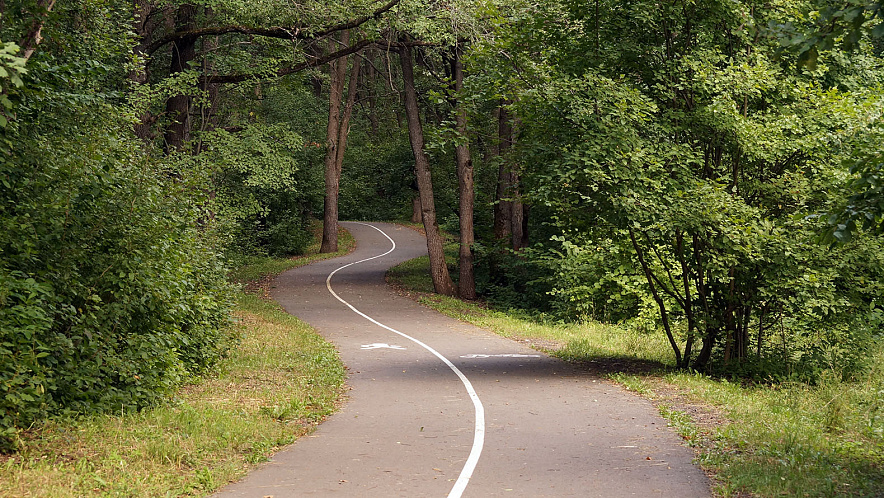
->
(1, 0), (882, 452)
(0, 1), (235, 450)
(467, 0), (884, 379)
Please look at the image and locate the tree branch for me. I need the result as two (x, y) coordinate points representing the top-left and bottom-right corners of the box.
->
(200, 38), (437, 85)
(146, 0), (400, 55)
(202, 38), (375, 85)
(19, 0), (56, 60)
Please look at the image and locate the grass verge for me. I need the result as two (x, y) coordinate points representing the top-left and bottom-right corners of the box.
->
(387, 254), (884, 497)
(0, 226), (355, 497)
(228, 223), (356, 286)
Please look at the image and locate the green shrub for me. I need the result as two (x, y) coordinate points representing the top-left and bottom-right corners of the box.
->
(0, 100), (234, 450)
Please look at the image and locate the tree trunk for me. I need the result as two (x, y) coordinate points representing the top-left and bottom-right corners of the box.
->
(399, 41), (456, 296)
(365, 49), (379, 136)
(510, 113), (527, 250)
(320, 31), (351, 254)
(511, 173), (524, 250)
(411, 195), (421, 223)
(18, 0), (55, 61)
(452, 47), (476, 300)
(321, 32), (362, 253)
(494, 103), (513, 241)
(163, 4), (197, 153)
(629, 228), (684, 367)
(194, 34), (220, 154)
(131, 0), (158, 141)
(335, 47), (361, 177)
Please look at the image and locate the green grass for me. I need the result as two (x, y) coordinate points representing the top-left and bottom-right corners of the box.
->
(387, 254), (884, 497)
(649, 367), (884, 497)
(228, 223), (355, 283)
(0, 226), (354, 497)
(387, 256), (673, 366)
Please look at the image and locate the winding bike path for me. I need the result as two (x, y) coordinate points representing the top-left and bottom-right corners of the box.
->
(214, 222), (710, 497)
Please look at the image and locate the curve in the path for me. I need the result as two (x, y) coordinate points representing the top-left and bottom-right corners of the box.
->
(324, 222), (484, 498)
(214, 221), (711, 498)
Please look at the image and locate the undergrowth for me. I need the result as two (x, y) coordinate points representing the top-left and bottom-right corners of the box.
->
(0, 225), (353, 496)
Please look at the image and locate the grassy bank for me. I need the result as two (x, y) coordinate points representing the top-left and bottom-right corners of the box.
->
(0, 228), (355, 497)
(388, 255), (884, 497)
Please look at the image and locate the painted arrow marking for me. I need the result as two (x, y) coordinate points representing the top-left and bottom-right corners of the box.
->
(361, 343), (407, 350)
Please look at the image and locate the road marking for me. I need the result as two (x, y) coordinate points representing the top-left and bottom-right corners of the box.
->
(361, 343), (406, 350)
(326, 222), (485, 498)
(461, 353), (541, 359)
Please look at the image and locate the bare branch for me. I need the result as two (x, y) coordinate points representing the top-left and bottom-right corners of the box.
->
(201, 38), (437, 85)
(147, 0), (399, 55)
(202, 38), (375, 85)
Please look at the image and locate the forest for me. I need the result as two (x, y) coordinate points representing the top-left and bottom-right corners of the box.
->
(0, 0), (882, 456)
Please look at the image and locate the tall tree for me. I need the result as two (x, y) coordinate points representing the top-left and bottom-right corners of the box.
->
(400, 40), (457, 296)
(492, 103), (527, 250)
(321, 30), (361, 253)
(493, 104), (513, 242)
(452, 45), (476, 299)
(163, 4), (198, 153)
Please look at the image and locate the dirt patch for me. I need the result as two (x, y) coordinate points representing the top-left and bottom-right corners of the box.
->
(242, 273), (275, 299)
(628, 377), (738, 496)
(570, 357), (671, 376)
(399, 222), (426, 237)
(643, 379), (729, 437)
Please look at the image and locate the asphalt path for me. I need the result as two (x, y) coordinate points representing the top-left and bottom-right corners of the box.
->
(214, 222), (711, 497)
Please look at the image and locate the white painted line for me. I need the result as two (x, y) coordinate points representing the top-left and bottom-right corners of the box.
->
(326, 222), (485, 498)
(361, 343), (406, 350)
(461, 353), (541, 359)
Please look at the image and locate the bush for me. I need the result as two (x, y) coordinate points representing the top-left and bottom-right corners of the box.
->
(265, 216), (312, 256)
(0, 126), (234, 451)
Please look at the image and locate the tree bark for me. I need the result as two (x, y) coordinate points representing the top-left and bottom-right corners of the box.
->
(320, 31), (351, 253)
(367, 53), (380, 136)
(452, 46), (476, 300)
(511, 173), (524, 250)
(399, 41), (456, 296)
(145, 0), (400, 55)
(194, 33), (220, 154)
(510, 113), (527, 250)
(411, 195), (421, 222)
(494, 103), (513, 241)
(163, 4), (198, 153)
(18, 0), (55, 61)
(131, 0), (159, 141)
(335, 46), (361, 176)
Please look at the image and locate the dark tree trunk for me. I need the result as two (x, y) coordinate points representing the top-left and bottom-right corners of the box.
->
(320, 31), (351, 254)
(510, 113), (527, 250)
(132, 0), (160, 141)
(693, 330), (717, 370)
(194, 34), (220, 154)
(630, 228), (684, 367)
(452, 47), (476, 300)
(335, 47), (361, 176)
(411, 195), (421, 223)
(494, 104), (513, 241)
(163, 4), (198, 153)
(511, 173), (524, 250)
(365, 49), (379, 136)
(399, 41), (456, 296)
